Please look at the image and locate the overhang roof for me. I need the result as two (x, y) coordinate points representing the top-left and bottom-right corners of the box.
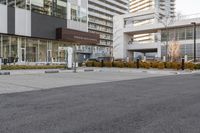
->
(56, 28), (100, 45)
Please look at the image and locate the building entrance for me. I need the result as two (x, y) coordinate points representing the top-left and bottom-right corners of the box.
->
(58, 47), (73, 68)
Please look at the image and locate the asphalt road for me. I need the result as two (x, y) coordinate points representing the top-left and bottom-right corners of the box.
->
(1, 74), (200, 133)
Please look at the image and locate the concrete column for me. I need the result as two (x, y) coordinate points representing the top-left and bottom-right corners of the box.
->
(143, 56), (146, 62)
(127, 51), (133, 62)
(157, 44), (162, 58)
(163, 56), (166, 62)
(184, 55), (188, 62)
(17, 37), (21, 62)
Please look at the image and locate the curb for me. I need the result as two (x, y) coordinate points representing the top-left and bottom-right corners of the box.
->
(0, 72), (11, 75)
(45, 70), (59, 74)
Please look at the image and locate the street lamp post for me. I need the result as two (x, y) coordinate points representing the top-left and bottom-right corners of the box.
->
(73, 44), (77, 73)
(165, 26), (169, 61)
(191, 22), (197, 62)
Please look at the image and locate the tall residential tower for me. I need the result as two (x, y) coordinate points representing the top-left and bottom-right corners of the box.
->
(129, 0), (175, 18)
(88, 0), (129, 57)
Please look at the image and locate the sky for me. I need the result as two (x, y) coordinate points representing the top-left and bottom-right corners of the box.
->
(176, 0), (200, 15)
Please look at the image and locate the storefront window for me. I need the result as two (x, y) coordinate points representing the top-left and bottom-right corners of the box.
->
(169, 29), (175, 41)
(178, 28), (185, 40)
(39, 40), (47, 62)
(161, 31), (167, 42)
(197, 26), (200, 39)
(26, 39), (38, 62)
(10, 37), (17, 58)
(186, 27), (193, 40)
(52, 41), (59, 62)
(2, 35), (9, 59)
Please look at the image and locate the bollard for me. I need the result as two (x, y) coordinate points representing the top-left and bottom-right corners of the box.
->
(0, 57), (1, 70)
(137, 58), (140, 69)
(101, 60), (104, 67)
(181, 58), (185, 70)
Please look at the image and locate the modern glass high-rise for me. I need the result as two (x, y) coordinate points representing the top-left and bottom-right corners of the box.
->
(88, 0), (129, 57)
(0, 0), (100, 64)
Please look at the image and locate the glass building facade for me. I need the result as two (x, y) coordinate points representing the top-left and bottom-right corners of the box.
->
(0, 34), (95, 64)
(0, 0), (87, 22)
(0, 0), (99, 64)
(161, 26), (200, 59)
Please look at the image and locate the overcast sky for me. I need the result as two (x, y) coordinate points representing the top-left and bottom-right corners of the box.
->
(176, 0), (200, 15)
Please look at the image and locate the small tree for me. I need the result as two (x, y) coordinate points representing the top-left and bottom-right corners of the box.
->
(168, 41), (181, 62)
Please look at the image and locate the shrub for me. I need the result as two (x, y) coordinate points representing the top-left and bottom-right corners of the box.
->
(176, 63), (182, 70)
(126, 62), (136, 68)
(171, 62), (181, 70)
(1, 65), (65, 70)
(113, 61), (124, 68)
(143, 62), (151, 69)
(103, 62), (112, 67)
(195, 64), (200, 70)
(171, 62), (178, 69)
(151, 61), (159, 68)
(185, 62), (195, 70)
(158, 62), (165, 69)
(165, 62), (172, 69)
(85, 61), (94, 67)
(139, 62), (145, 68)
(93, 62), (102, 67)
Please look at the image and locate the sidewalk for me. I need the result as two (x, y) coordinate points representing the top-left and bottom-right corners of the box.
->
(0, 67), (198, 75)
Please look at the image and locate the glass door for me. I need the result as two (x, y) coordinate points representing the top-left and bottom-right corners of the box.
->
(21, 48), (26, 62)
(47, 50), (52, 63)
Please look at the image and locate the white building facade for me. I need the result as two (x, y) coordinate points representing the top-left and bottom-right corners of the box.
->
(88, 0), (129, 58)
(113, 13), (200, 61)
(129, 0), (175, 18)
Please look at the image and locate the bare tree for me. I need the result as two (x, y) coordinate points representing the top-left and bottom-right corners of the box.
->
(168, 41), (181, 62)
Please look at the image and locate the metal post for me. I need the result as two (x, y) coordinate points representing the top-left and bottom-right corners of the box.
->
(136, 58), (140, 69)
(194, 24), (197, 62)
(181, 58), (185, 70)
(166, 27), (169, 62)
(73, 44), (77, 73)
(65, 49), (67, 69)
(191, 22), (197, 62)
(0, 57), (2, 70)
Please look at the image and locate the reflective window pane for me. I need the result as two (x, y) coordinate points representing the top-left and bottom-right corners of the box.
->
(8, 0), (15, 7)
(31, 0), (45, 14)
(0, 0), (7, 5)
(16, 0), (26, 9)
(56, 0), (67, 19)
(71, 4), (77, 21)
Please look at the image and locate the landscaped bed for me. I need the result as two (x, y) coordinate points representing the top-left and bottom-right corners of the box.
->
(1, 65), (66, 70)
(85, 61), (200, 70)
